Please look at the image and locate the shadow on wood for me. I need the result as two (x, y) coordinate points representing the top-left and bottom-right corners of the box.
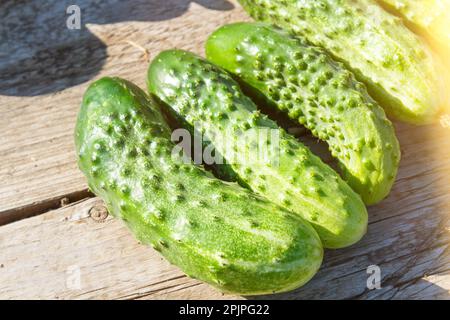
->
(0, 0), (234, 97)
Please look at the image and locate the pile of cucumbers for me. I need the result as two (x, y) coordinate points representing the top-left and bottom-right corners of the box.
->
(75, 0), (448, 295)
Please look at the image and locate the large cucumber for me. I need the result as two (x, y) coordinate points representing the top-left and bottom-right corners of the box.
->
(377, 0), (450, 57)
(237, 0), (447, 124)
(75, 77), (323, 295)
(148, 50), (368, 249)
(206, 22), (401, 205)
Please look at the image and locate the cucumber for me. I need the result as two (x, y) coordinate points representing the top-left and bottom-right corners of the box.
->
(237, 0), (447, 124)
(148, 50), (368, 249)
(377, 0), (450, 57)
(75, 77), (323, 295)
(206, 22), (401, 205)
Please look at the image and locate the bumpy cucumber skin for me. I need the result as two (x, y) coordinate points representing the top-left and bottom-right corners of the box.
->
(148, 50), (368, 249)
(75, 77), (323, 295)
(206, 23), (401, 205)
(237, 0), (446, 124)
(377, 0), (450, 57)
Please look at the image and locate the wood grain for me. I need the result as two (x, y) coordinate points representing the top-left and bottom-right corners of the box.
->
(0, 0), (449, 299)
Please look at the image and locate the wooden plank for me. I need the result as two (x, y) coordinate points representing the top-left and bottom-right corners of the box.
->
(0, 120), (449, 299)
(0, 0), (250, 220)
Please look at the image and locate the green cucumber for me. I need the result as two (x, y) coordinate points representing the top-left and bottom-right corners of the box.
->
(206, 22), (401, 205)
(75, 77), (323, 295)
(148, 50), (368, 249)
(237, 0), (447, 124)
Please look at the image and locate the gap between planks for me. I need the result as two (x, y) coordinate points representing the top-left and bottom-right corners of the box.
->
(0, 189), (95, 226)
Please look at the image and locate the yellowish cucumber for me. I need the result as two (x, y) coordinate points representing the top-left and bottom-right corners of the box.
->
(377, 0), (450, 57)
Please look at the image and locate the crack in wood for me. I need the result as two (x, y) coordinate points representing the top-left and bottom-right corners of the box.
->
(0, 189), (95, 226)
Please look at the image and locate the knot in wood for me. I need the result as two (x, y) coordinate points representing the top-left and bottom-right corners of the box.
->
(89, 205), (108, 222)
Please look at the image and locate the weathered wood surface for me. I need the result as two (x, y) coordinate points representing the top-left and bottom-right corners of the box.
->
(0, 0), (449, 299)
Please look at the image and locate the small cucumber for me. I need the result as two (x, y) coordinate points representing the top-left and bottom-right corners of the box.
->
(206, 22), (401, 205)
(75, 77), (323, 295)
(237, 0), (447, 124)
(148, 50), (368, 249)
